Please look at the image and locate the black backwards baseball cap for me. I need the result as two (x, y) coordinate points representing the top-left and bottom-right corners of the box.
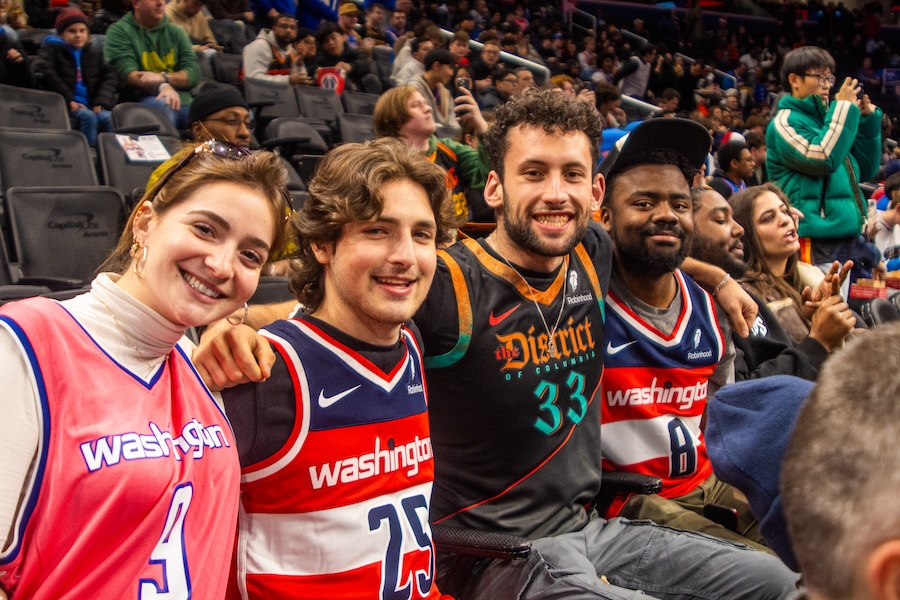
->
(598, 118), (712, 180)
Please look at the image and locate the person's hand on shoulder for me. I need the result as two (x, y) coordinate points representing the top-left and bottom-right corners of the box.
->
(192, 319), (276, 391)
(717, 277), (757, 338)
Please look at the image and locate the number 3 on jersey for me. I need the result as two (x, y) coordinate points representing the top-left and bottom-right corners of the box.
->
(139, 484), (193, 600)
(368, 494), (434, 600)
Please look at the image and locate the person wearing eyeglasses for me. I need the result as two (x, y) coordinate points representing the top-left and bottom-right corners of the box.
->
(147, 85), (254, 189)
(480, 66), (518, 110)
(767, 46), (883, 285)
(0, 142), (293, 600)
(243, 13), (312, 87)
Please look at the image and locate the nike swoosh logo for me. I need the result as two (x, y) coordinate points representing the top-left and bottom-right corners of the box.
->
(606, 340), (637, 355)
(318, 384), (362, 408)
(489, 304), (521, 327)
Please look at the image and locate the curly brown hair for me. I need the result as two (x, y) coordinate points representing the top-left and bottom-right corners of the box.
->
(290, 138), (458, 312)
(483, 87), (603, 179)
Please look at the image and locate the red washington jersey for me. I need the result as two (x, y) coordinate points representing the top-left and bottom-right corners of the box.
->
(601, 271), (725, 516)
(231, 318), (443, 600)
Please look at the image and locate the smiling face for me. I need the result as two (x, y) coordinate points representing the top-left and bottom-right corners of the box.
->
(752, 190), (799, 264)
(485, 125), (604, 272)
(119, 182), (276, 328)
(600, 164), (693, 277)
(311, 179), (438, 345)
(690, 188), (746, 277)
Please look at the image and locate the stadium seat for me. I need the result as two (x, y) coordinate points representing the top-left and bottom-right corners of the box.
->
(341, 90), (381, 115)
(0, 228), (51, 304)
(97, 132), (184, 206)
(212, 52), (243, 86)
(0, 127), (97, 194)
(0, 83), (71, 130)
(336, 112), (375, 144)
(249, 276), (294, 305)
(295, 85), (344, 125)
(5, 186), (126, 286)
(372, 45), (394, 91)
(243, 76), (302, 122)
(859, 296), (900, 327)
(111, 103), (182, 138)
(261, 118), (328, 184)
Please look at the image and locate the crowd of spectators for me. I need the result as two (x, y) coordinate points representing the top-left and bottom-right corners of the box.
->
(3, 0), (900, 594)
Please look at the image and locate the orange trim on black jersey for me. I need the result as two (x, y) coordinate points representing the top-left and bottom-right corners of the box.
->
(463, 238), (569, 305)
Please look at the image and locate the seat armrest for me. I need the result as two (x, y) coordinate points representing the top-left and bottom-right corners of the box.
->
(17, 276), (84, 291)
(601, 471), (663, 496)
(432, 524), (532, 560)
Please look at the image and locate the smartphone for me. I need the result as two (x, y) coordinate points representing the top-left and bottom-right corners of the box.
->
(454, 78), (472, 99)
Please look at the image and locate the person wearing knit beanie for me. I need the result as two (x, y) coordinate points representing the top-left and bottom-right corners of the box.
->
(34, 6), (117, 146)
(54, 7), (89, 33)
(146, 84), (252, 190)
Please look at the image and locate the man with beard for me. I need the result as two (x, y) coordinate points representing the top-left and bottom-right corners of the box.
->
(242, 13), (311, 85)
(596, 119), (769, 551)
(689, 186), (853, 381)
(414, 91), (796, 599)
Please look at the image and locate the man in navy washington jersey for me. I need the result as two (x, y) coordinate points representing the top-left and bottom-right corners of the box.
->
(596, 119), (768, 550)
(217, 139), (457, 600)
(416, 89), (797, 599)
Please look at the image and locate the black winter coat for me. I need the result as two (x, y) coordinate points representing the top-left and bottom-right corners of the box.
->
(34, 40), (118, 109)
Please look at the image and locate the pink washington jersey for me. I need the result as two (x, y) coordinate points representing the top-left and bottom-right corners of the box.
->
(0, 298), (240, 600)
(601, 271), (725, 517)
(231, 319), (445, 600)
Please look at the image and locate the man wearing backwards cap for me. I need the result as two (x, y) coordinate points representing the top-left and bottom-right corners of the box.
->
(147, 84), (252, 188)
(596, 118), (770, 551)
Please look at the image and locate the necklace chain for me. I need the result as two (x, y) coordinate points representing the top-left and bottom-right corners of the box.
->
(486, 235), (567, 360)
(95, 296), (160, 373)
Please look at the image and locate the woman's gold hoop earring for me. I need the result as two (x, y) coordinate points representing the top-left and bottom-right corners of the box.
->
(133, 244), (148, 276)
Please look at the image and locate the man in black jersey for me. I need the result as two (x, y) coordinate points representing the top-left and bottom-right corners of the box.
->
(215, 138), (459, 598)
(415, 89), (797, 599)
(192, 91), (795, 599)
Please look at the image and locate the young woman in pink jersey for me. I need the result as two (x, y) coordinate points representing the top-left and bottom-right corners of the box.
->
(0, 142), (292, 600)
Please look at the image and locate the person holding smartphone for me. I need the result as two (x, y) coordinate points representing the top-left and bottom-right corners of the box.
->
(767, 46), (883, 284)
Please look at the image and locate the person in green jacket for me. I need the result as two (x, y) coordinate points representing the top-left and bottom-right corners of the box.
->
(104, 0), (200, 128)
(767, 46), (882, 281)
(374, 84), (492, 222)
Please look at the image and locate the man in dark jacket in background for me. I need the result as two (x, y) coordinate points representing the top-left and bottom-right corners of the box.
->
(314, 21), (380, 93)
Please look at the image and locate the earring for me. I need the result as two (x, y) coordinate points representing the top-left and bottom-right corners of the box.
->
(133, 244), (148, 276)
(226, 302), (249, 326)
